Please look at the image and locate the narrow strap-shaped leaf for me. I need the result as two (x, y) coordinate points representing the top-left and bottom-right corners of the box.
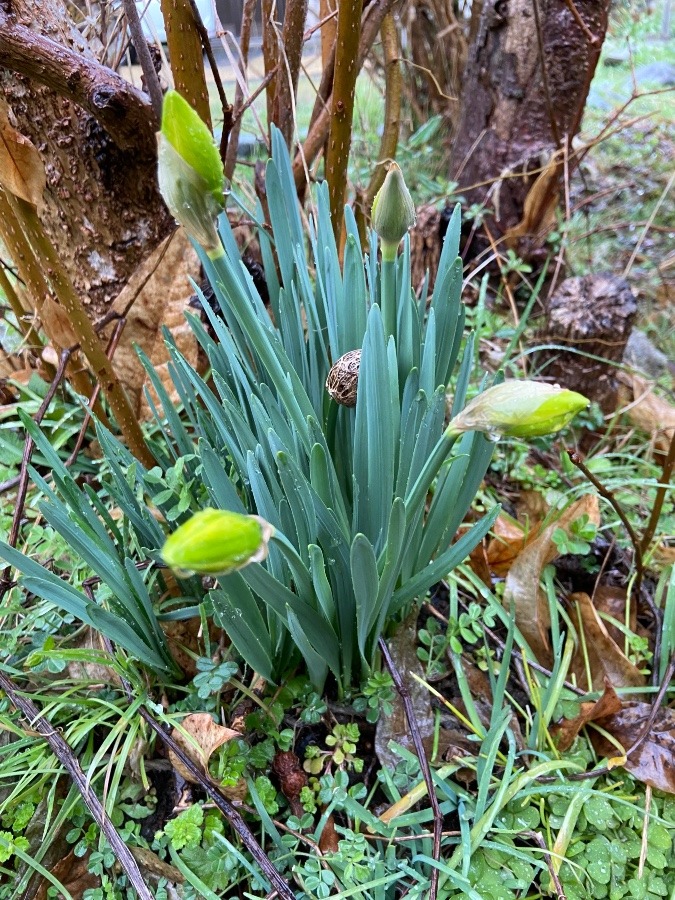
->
(391, 506), (500, 611)
(286, 607), (328, 692)
(211, 582), (275, 681)
(309, 544), (336, 628)
(351, 533), (380, 660)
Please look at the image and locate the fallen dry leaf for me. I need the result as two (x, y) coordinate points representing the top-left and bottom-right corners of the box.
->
(504, 495), (600, 666)
(619, 374), (675, 453)
(592, 582), (635, 647)
(552, 680), (623, 752)
(35, 849), (99, 900)
(569, 592), (646, 693)
(503, 152), (561, 247)
(486, 513), (530, 576)
(591, 702), (675, 794)
(107, 228), (200, 417)
(169, 712), (240, 784)
(0, 100), (46, 206)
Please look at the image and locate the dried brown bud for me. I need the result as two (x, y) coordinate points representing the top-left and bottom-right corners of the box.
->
(325, 349), (361, 407)
(272, 750), (307, 800)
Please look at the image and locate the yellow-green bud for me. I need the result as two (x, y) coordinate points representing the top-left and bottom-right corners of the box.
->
(448, 381), (589, 440)
(157, 90), (224, 256)
(162, 508), (273, 577)
(371, 162), (416, 261)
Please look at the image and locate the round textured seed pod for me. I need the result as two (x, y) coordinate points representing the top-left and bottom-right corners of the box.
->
(325, 349), (361, 407)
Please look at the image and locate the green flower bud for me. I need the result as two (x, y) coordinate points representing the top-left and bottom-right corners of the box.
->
(162, 508), (273, 577)
(157, 90), (224, 256)
(371, 162), (416, 261)
(448, 381), (589, 440)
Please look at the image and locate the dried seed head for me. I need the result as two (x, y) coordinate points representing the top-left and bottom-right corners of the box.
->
(325, 349), (361, 407)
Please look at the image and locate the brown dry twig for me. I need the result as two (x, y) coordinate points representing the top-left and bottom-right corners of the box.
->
(379, 636), (441, 900)
(0, 669), (154, 900)
(0, 349), (71, 603)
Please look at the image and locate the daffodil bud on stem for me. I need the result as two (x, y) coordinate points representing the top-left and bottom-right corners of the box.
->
(405, 382), (588, 522)
(447, 381), (589, 440)
(157, 90), (225, 258)
(162, 508), (273, 577)
(371, 163), (416, 340)
(371, 163), (416, 261)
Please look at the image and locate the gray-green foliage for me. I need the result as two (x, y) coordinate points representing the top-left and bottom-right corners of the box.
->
(0, 127), (497, 691)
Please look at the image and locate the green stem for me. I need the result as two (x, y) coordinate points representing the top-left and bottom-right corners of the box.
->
(404, 427), (460, 517)
(380, 255), (397, 341)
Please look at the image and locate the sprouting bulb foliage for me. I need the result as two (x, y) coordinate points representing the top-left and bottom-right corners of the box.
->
(0, 131), (588, 696)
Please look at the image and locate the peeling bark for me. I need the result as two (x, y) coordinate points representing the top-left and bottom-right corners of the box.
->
(0, 0), (171, 319)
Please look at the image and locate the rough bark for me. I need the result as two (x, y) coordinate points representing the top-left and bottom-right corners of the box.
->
(0, 0), (171, 319)
(448, 0), (610, 249)
(536, 273), (637, 411)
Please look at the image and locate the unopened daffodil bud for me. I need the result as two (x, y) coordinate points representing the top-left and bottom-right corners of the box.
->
(157, 90), (224, 256)
(448, 381), (589, 440)
(162, 508), (273, 577)
(371, 162), (416, 261)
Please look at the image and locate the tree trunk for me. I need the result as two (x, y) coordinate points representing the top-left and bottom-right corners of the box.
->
(0, 0), (171, 320)
(448, 0), (610, 255)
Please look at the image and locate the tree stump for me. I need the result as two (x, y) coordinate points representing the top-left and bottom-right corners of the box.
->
(536, 273), (637, 411)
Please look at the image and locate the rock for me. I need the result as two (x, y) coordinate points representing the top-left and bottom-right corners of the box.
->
(602, 47), (630, 67)
(537, 273), (638, 411)
(623, 329), (675, 380)
(634, 62), (675, 87)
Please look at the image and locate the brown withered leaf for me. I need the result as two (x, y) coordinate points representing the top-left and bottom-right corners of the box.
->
(619, 374), (675, 453)
(108, 228), (200, 417)
(593, 583), (635, 646)
(591, 702), (675, 794)
(169, 713), (240, 784)
(552, 680), (623, 752)
(503, 153), (561, 246)
(0, 101), (46, 206)
(504, 495), (600, 666)
(34, 849), (99, 900)
(569, 592), (646, 693)
(486, 513), (530, 576)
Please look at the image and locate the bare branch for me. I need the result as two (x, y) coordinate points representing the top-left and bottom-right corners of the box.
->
(0, 7), (157, 153)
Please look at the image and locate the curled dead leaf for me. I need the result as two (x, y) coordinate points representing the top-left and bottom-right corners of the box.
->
(0, 100), (46, 207)
(619, 373), (675, 453)
(569, 592), (646, 693)
(552, 680), (622, 752)
(169, 712), (240, 784)
(591, 702), (675, 794)
(504, 495), (600, 666)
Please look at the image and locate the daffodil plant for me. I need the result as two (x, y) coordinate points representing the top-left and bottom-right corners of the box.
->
(0, 94), (588, 692)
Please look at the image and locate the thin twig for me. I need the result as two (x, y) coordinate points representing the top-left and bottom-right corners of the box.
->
(640, 429), (675, 555)
(0, 350), (71, 603)
(0, 670), (154, 900)
(623, 167), (675, 278)
(379, 637), (441, 900)
(531, 0), (561, 148)
(562, 0), (600, 45)
(104, 645), (296, 900)
(523, 831), (567, 899)
(121, 0), (164, 118)
(66, 318), (127, 468)
(567, 449), (644, 594)
(186, 0), (230, 117)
